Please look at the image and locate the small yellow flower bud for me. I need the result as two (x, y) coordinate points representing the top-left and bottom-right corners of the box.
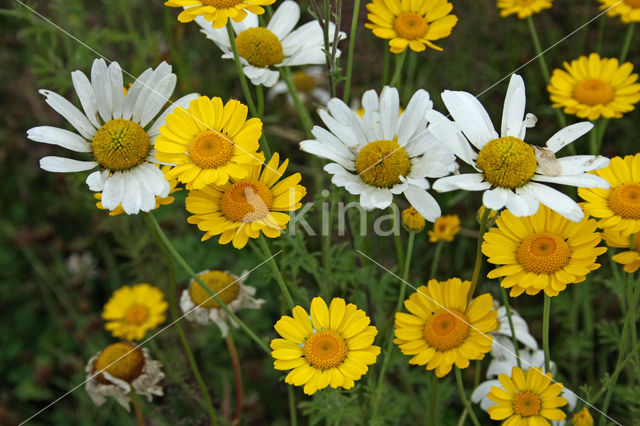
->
(402, 207), (426, 232)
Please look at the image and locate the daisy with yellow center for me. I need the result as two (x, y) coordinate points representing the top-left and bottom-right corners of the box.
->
(483, 206), (606, 297)
(394, 278), (497, 377)
(497, 0), (553, 19)
(599, 0), (640, 23)
(548, 53), (640, 120)
(155, 96), (264, 189)
(402, 206), (426, 232)
(165, 0), (274, 28)
(102, 283), (168, 341)
(300, 87), (456, 222)
(180, 269), (264, 336)
(428, 214), (460, 242)
(26, 58), (198, 214)
(271, 297), (381, 395)
(604, 228), (640, 273)
(195, 1), (344, 87)
(579, 154), (640, 236)
(85, 342), (165, 411)
(431, 73), (610, 222)
(487, 366), (568, 425)
(365, 0), (458, 53)
(186, 152), (306, 249)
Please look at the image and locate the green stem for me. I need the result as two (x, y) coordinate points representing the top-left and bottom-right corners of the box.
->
(430, 241), (444, 279)
(130, 386), (145, 426)
(389, 50), (407, 87)
(382, 47), (390, 85)
(226, 22), (258, 116)
(591, 344), (640, 405)
(256, 83), (265, 116)
(226, 332), (243, 426)
(280, 66), (314, 137)
(619, 22), (636, 63)
(288, 386), (298, 426)
(145, 212), (270, 354)
(257, 235), (296, 309)
(469, 207), (490, 302)
(142, 214), (219, 426)
(393, 209), (405, 273)
(589, 119), (599, 155)
(582, 279), (596, 384)
(322, 0), (336, 97)
(402, 50), (418, 101)
(427, 372), (439, 426)
(596, 11), (607, 54)
(455, 368), (481, 426)
(343, 0), (361, 103)
(543, 295), (551, 373)
(500, 287), (521, 368)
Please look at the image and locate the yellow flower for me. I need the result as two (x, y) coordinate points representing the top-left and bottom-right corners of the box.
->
(402, 206), (426, 232)
(603, 228), (640, 273)
(94, 165), (181, 215)
(165, 0), (275, 28)
(482, 206), (606, 297)
(394, 278), (497, 377)
(186, 153), (306, 249)
(365, 0), (458, 54)
(579, 154), (640, 236)
(271, 297), (381, 395)
(428, 214), (460, 242)
(496, 0), (553, 19)
(155, 96), (264, 190)
(548, 53), (640, 120)
(598, 0), (640, 23)
(102, 284), (168, 341)
(572, 407), (594, 426)
(487, 366), (568, 424)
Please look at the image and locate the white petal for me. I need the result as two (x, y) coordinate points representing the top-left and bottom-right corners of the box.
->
(148, 93), (200, 139)
(71, 70), (100, 128)
(300, 137), (355, 170)
(514, 187), (540, 214)
(524, 182), (584, 221)
(91, 58), (113, 123)
(556, 155), (610, 174)
(140, 163), (171, 197)
(317, 109), (357, 150)
(518, 113), (537, 140)
(500, 74), (526, 138)
(532, 173), (610, 188)
(267, 1), (299, 39)
(132, 62), (173, 125)
(546, 122), (594, 153)
(120, 171), (142, 214)
(325, 99), (367, 148)
(39, 89), (96, 139)
(122, 68), (153, 120)
(404, 185), (440, 222)
(483, 187), (508, 210)
(432, 173), (490, 192)
(426, 110), (477, 166)
(86, 170), (108, 191)
(27, 126), (91, 152)
(398, 89), (431, 146)
(196, 15), (232, 51)
(379, 86), (400, 141)
(109, 62), (125, 119)
(504, 191), (534, 216)
(133, 167), (157, 212)
(102, 172), (125, 210)
(360, 187), (392, 209)
(441, 90), (498, 149)
(40, 156), (97, 172)
(138, 73), (177, 127)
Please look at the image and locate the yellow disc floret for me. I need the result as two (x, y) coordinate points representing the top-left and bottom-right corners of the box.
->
(220, 179), (273, 222)
(236, 27), (283, 68)
(94, 342), (145, 384)
(124, 305), (150, 326)
(476, 136), (537, 189)
(423, 310), (470, 351)
(92, 119), (150, 171)
(517, 232), (571, 274)
(393, 13), (428, 40)
(189, 130), (234, 169)
(355, 140), (411, 188)
(573, 79), (614, 106)
(293, 71), (317, 92)
(189, 270), (241, 308)
(513, 391), (543, 417)
(303, 330), (349, 370)
(609, 184), (640, 219)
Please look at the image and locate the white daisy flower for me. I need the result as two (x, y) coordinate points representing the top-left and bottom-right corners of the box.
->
(27, 58), (198, 214)
(300, 86), (456, 221)
(491, 301), (538, 358)
(429, 73), (610, 222)
(194, 1), (345, 87)
(268, 66), (331, 106)
(180, 270), (265, 337)
(471, 340), (577, 425)
(85, 342), (164, 411)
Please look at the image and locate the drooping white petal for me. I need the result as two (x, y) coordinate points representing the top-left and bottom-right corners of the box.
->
(27, 126), (91, 152)
(482, 187), (508, 210)
(545, 122), (593, 153)
(71, 70), (100, 128)
(86, 170), (108, 191)
(500, 74), (526, 138)
(40, 156), (97, 173)
(426, 110), (477, 166)
(441, 90), (498, 149)
(267, 0), (300, 39)
(504, 191), (535, 217)
(432, 173), (491, 192)
(196, 15), (232, 51)
(379, 86), (400, 141)
(139, 163), (170, 198)
(518, 113), (537, 140)
(101, 172), (126, 210)
(91, 58), (113, 123)
(133, 167), (157, 212)
(403, 184), (441, 222)
(523, 182), (584, 222)
(39, 89), (97, 139)
(120, 170), (142, 214)
(360, 187), (393, 210)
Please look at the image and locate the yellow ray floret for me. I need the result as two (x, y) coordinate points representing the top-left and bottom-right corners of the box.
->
(165, 0), (275, 28)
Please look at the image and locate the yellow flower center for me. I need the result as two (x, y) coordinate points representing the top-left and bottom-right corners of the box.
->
(201, 0), (242, 7)
(476, 137), (537, 189)
(609, 183), (640, 219)
(189, 130), (234, 169)
(94, 342), (145, 384)
(517, 232), (571, 274)
(236, 27), (283, 68)
(124, 305), (150, 326)
(303, 330), (348, 370)
(423, 310), (470, 351)
(189, 270), (241, 308)
(355, 140), (411, 188)
(293, 71), (317, 92)
(393, 13), (428, 40)
(220, 179), (274, 222)
(92, 119), (150, 171)
(625, 0), (640, 8)
(573, 79), (614, 106)
(512, 391), (542, 417)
